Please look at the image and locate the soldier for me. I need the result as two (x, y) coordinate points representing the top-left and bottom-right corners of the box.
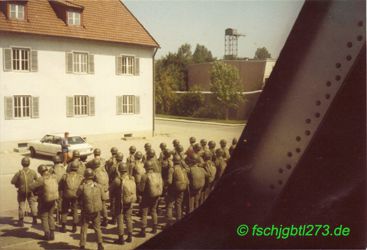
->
(161, 150), (173, 194)
(86, 148), (105, 169)
(105, 147), (118, 174)
(229, 137), (238, 156)
(200, 139), (209, 152)
(201, 151), (217, 202)
(186, 143), (203, 166)
(187, 154), (207, 213)
(174, 144), (186, 160)
(214, 148), (228, 186)
(67, 150), (86, 177)
(30, 165), (59, 240)
(77, 168), (106, 250)
(158, 142), (167, 162)
(49, 155), (66, 224)
(11, 157), (38, 227)
(91, 158), (109, 227)
(142, 143), (152, 162)
(138, 161), (163, 237)
(59, 160), (84, 233)
(106, 152), (123, 225)
(109, 163), (136, 244)
(165, 154), (188, 227)
(148, 149), (161, 173)
(126, 146), (137, 176)
(185, 137), (196, 156)
(208, 140), (217, 161)
(132, 151), (145, 203)
(219, 139), (230, 162)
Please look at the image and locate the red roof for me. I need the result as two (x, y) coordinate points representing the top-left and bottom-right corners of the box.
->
(0, 0), (159, 48)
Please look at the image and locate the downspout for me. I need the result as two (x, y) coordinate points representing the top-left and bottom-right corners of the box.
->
(152, 47), (159, 137)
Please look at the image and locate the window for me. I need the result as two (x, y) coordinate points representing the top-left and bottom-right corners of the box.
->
(116, 55), (139, 75)
(67, 11), (80, 25)
(65, 52), (94, 74)
(73, 52), (88, 73)
(116, 95), (140, 115)
(12, 48), (30, 71)
(4, 95), (39, 120)
(66, 96), (95, 117)
(3, 48), (37, 72)
(122, 56), (134, 75)
(74, 95), (89, 116)
(9, 3), (24, 20)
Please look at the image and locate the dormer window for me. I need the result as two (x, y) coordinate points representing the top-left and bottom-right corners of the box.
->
(9, 3), (25, 20)
(67, 10), (80, 26)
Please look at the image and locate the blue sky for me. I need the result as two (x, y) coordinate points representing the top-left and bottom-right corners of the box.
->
(124, 0), (304, 59)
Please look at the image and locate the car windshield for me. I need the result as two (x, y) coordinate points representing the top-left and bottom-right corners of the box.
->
(67, 136), (85, 145)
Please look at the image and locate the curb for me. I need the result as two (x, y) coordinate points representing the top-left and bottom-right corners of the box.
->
(156, 117), (246, 127)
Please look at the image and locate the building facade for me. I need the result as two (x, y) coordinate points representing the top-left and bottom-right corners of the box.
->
(0, 0), (159, 142)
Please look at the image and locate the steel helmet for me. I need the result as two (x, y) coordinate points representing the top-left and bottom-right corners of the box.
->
(84, 168), (95, 179)
(52, 155), (62, 164)
(232, 138), (238, 145)
(160, 142), (167, 150)
(93, 148), (101, 156)
(203, 151), (212, 161)
(70, 160), (79, 171)
(110, 147), (118, 155)
(144, 143), (152, 150)
(189, 137), (196, 144)
(37, 164), (48, 175)
(135, 151), (143, 160)
(208, 140), (216, 149)
(193, 143), (202, 153)
(21, 157), (30, 167)
(129, 146), (136, 154)
(118, 162), (128, 173)
(215, 148), (224, 157)
(116, 152), (124, 161)
(72, 150), (80, 158)
(200, 139), (207, 146)
(220, 139), (227, 147)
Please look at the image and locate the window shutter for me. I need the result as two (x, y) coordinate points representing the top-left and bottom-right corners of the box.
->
(134, 57), (140, 76)
(89, 96), (95, 116)
(31, 96), (39, 118)
(30, 50), (38, 72)
(134, 96), (140, 114)
(4, 96), (13, 120)
(116, 96), (123, 115)
(66, 96), (74, 117)
(66, 52), (73, 73)
(88, 54), (94, 74)
(3, 48), (12, 71)
(116, 56), (122, 75)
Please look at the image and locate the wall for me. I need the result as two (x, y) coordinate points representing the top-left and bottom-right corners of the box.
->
(187, 59), (276, 91)
(0, 33), (154, 142)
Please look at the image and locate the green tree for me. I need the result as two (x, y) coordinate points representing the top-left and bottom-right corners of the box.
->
(155, 63), (179, 114)
(254, 47), (272, 60)
(193, 44), (214, 63)
(210, 61), (243, 120)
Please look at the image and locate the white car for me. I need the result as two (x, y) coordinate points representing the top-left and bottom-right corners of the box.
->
(28, 134), (93, 161)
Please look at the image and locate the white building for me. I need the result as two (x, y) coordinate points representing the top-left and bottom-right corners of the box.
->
(0, 0), (159, 142)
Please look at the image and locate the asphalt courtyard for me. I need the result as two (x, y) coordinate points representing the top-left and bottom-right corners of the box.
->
(0, 118), (245, 249)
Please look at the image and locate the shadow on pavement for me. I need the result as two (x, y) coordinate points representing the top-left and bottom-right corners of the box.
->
(38, 240), (76, 249)
(0, 227), (42, 239)
(0, 216), (18, 227)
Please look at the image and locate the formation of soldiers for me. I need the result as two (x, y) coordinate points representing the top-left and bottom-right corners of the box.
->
(11, 137), (238, 250)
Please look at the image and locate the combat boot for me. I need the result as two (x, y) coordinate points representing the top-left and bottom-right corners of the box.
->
(18, 218), (24, 227)
(109, 217), (116, 225)
(50, 230), (55, 240)
(126, 233), (132, 243)
(97, 243), (104, 250)
(72, 223), (77, 233)
(32, 216), (37, 225)
(60, 223), (66, 233)
(101, 217), (108, 227)
(139, 228), (146, 237)
(151, 224), (158, 234)
(114, 235), (124, 245)
(43, 232), (51, 241)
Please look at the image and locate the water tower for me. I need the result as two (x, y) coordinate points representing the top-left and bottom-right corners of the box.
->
(225, 28), (245, 59)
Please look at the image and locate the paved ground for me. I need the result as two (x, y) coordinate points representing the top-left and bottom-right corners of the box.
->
(0, 119), (245, 249)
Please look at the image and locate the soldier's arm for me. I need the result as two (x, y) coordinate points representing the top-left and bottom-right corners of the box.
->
(11, 171), (20, 186)
(167, 167), (174, 185)
(29, 177), (43, 192)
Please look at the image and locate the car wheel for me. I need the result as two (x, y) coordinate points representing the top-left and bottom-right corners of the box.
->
(30, 147), (36, 157)
(80, 156), (87, 162)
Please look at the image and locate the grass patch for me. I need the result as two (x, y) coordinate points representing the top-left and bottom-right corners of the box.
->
(156, 114), (246, 124)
